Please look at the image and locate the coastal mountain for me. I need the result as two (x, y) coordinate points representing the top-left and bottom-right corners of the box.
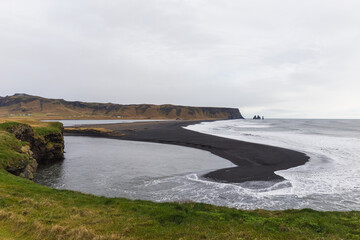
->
(0, 94), (243, 120)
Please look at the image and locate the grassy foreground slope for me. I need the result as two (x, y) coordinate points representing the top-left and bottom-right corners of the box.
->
(1, 171), (360, 240)
(0, 121), (359, 239)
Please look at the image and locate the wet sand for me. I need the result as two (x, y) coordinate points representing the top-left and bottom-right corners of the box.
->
(64, 120), (309, 183)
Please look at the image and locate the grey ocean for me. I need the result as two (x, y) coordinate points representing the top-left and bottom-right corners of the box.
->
(35, 119), (360, 211)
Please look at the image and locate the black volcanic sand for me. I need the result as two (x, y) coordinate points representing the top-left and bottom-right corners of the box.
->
(64, 120), (309, 183)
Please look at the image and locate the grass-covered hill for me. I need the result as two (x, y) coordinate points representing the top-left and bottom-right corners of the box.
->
(0, 119), (359, 239)
(0, 94), (243, 120)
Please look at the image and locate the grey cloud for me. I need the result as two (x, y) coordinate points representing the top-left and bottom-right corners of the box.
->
(1, 0), (360, 118)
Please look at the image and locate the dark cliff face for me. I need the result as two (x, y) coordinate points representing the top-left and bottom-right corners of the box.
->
(0, 94), (244, 120)
(4, 123), (64, 179)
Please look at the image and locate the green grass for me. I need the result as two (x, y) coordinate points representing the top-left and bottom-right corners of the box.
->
(0, 170), (359, 239)
(0, 121), (62, 137)
(33, 122), (62, 136)
(0, 122), (22, 131)
(0, 120), (359, 239)
(0, 223), (29, 240)
(0, 132), (29, 169)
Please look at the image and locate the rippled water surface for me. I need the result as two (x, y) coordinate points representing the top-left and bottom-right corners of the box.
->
(35, 136), (235, 199)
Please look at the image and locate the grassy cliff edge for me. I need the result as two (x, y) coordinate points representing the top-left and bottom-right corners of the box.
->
(0, 120), (359, 239)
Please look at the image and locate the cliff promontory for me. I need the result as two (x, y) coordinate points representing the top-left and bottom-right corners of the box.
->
(0, 121), (64, 179)
(0, 94), (243, 120)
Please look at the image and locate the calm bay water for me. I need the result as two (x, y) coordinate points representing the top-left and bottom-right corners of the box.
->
(35, 119), (360, 211)
(35, 136), (235, 199)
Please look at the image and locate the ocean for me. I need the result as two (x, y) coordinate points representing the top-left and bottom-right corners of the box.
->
(35, 119), (360, 211)
(185, 119), (360, 211)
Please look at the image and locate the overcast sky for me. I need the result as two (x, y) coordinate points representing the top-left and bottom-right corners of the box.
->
(1, 0), (359, 118)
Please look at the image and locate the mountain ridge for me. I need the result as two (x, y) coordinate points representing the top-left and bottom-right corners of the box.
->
(0, 94), (243, 120)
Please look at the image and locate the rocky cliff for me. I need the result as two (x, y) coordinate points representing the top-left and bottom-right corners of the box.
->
(0, 94), (243, 120)
(0, 122), (64, 179)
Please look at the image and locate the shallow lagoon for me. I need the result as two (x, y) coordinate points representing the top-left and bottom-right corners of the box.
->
(35, 136), (235, 199)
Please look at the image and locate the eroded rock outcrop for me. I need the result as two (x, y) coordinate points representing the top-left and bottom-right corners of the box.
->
(5, 145), (38, 180)
(3, 123), (64, 179)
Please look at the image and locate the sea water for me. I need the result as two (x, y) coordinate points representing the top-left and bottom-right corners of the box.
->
(35, 119), (360, 211)
(185, 119), (360, 211)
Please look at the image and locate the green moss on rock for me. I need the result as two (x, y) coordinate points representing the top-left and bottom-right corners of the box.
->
(0, 121), (64, 179)
(0, 132), (37, 179)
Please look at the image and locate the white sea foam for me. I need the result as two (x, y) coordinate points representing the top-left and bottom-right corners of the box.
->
(184, 119), (360, 210)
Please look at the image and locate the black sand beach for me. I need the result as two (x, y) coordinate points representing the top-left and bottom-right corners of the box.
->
(65, 120), (309, 183)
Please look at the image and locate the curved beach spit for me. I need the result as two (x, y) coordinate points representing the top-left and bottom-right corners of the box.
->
(64, 120), (309, 183)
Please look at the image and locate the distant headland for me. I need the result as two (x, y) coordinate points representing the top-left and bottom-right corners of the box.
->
(0, 93), (243, 120)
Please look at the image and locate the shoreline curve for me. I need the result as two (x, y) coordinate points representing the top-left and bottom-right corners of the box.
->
(64, 120), (309, 183)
